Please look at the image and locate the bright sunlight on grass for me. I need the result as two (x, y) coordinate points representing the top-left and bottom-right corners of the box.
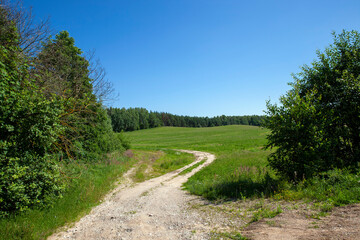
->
(129, 149), (195, 182)
(124, 125), (276, 200)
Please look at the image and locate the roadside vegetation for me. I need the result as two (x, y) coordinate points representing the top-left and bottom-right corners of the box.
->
(179, 159), (206, 175)
(129, 149), (195, 182)
(0, 152), (135, 240)
(0, 1), (132, 239)
(264, 30), (360, 210)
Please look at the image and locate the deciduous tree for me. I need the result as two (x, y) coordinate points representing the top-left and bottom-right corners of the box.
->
(264, 30), (360, 181)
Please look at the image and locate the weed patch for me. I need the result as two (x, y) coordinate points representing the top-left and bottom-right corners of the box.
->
(154, 150), (194, 173)
(250, 205), (282, 223)
(275, 169), (360, 209)
(210, 231), (248, 240)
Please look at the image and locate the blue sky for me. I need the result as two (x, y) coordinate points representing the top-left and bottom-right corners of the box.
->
(23, 0), (360, 117)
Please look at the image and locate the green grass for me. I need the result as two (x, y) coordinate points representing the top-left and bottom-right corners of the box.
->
(125, 125), (276, 200)
(0, 151), (135, 240)
(210, 231), (248, 240)
(275, 169), (360, 210)
(154, 149), (195, 174)
(134, 163), (148, 182)
(249, 205), (282, 223)
(179, 159), (206, 175)
(129, 149), (195, 182)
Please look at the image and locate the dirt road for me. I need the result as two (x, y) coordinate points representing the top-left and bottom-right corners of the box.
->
(49, 150), (215, 240)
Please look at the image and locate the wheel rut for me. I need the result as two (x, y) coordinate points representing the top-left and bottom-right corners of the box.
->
(49, 150), (215, 240)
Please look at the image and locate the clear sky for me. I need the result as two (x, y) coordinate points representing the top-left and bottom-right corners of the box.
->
(22, 0), (360, 117)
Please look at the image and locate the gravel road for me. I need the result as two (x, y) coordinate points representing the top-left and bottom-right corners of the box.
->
(49, 150), (215, 240)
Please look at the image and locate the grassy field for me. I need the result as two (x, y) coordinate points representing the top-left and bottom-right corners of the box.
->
(125, 125), (360, 207)
(124, 125), (275, 200)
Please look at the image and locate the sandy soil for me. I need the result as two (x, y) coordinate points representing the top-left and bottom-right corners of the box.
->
(49, 150), (216, 240)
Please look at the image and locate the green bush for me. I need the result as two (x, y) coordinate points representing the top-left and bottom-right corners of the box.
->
(264, 30), (360, 181)
(1, 5), (129, 217)
(0, 154), (64, 217)
(0, 10), (64, 216)
(0, 66), (65, 217)
(67, 105), (129, 161)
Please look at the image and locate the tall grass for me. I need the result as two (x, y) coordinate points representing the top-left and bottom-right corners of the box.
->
(0, 152), (135, 240)
(276, 169), (360, 207)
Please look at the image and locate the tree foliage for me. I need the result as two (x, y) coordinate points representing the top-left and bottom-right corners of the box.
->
(32, 30), (127, 160)
(264, 30), (360, 181)
(0, 7), (64, 216)
(0, 3), (126, 216)
(107, 107), (265, 132)
(33, 31), (93, 99)
(0, 0), (52, 58)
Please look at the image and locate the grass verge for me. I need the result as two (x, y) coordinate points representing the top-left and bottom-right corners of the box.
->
(130, 149), (195, 182)
(179, 159), (206, 175)
(0, 151), (135, 240)
(275, 169), (360, 211)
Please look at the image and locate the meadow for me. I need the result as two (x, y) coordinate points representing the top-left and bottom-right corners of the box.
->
(124, 125), (275, 199)
(125, 125), (360, 207)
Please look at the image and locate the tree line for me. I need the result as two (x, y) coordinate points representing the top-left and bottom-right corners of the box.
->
(0, 1), (128, 217)
(107, 107), (265, 132)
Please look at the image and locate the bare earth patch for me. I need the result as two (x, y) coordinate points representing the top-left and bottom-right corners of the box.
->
(243, 203), (360, 240)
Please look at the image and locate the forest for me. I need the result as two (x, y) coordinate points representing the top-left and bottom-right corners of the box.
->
(107, 107), (265, 132)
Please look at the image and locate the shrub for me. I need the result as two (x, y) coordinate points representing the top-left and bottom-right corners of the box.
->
(0, 154), (64, 217)
(264, 30), (360, 181)
(0, 9), (64, 216)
